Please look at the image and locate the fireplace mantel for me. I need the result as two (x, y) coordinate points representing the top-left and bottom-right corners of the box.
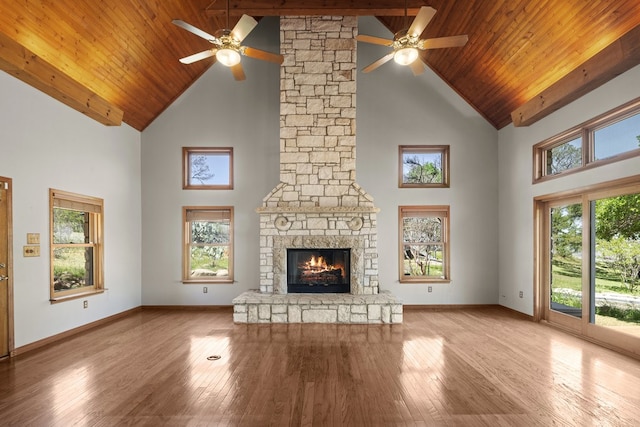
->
(256, 206), (380, 214)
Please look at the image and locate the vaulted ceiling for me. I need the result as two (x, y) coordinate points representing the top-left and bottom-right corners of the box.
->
(1, 1), (639, 131)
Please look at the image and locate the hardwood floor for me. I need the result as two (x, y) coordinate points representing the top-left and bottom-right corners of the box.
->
(1, 307), (639, 426)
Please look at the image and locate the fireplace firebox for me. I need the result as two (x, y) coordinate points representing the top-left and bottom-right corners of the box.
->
(287, 249), (350, 293)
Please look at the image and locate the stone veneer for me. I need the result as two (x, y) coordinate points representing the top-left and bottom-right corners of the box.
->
(233, 16), (402, 323)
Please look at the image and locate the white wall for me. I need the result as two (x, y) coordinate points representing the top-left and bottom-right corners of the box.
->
(0, 73), (142, 347)
(141, 16), (500, 305)
(356, 17), (499, 305)
(498, 65), (640, 315)
(140, 17), (281, 305)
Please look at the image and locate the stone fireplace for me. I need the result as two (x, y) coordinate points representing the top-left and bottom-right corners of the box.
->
(232, 16), (402, 323)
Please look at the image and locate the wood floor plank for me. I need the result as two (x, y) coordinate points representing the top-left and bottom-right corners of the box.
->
(1, 306), (640, 425)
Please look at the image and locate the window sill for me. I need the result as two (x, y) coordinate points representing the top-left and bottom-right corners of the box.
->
(50, 290), (104, 304)
(400, 278), (450, 284)
(182, 279), (234, 284)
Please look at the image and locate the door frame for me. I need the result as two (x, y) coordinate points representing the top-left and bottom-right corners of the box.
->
(538, 197), (586, 333)
(534, 175), (640, 357)
(0, 176), (14, 358)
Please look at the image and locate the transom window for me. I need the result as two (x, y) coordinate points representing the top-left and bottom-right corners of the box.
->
(534, 97), (640, 182)
(399, 145), (450, 188)
(182, 147), (233, 190)
(545, 135), (582, 176)
(399, 206), (450, 282)
(183, 207), (233, 283)
(50, 189), (104, 301)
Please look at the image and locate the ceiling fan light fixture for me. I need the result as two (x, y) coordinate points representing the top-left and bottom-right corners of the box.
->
(393, 47), (419, 66)
(216, 48), (241, 67)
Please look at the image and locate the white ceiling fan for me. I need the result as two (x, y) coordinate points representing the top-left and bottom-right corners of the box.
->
(357, 4), (468, 75)
(172, 1), (283, 81)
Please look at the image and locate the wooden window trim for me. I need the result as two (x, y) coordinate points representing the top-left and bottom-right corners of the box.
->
(399, 145), (450, 188)
(182, 147), (234, 190)
(399, 205), (451, 283)
(49, 189), (104, 302)
(533, 97), (640, 183)
(182, 206), (234, 284)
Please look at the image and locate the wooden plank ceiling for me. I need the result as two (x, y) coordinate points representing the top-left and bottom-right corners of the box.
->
(0, 0), (639, 131)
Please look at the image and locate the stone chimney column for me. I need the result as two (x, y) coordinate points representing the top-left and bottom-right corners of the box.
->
(279, 16), (358, 208)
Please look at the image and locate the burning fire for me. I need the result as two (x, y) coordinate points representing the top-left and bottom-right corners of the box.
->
(301, 255), (338, 275)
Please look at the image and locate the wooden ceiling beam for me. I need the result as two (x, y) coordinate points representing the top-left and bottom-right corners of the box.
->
(0, 31), (123, 127)
(204, 0), (424, 16)
(511, 25), (640, 128)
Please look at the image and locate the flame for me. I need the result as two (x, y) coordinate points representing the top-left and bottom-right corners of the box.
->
(301, 255), (339, 275)
(309, 256), (327, 269)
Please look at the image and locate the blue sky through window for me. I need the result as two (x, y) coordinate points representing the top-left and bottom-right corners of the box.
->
(594, 113), (640, 160)
(188, 152), (230, 186)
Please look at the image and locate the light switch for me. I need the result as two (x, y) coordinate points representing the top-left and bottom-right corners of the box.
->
(27, 233), (40, 244)
(23, 246), (40, 257)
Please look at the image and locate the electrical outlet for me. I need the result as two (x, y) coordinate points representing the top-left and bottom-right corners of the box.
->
(203, 287), (208, 293)
(23, 245), (40, 257)
(519, 291), (524, 298)
(83, 300), (88, 309)
(428, 286), (432, 293)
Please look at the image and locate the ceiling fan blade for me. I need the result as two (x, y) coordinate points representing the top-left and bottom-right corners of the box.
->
(231, 14), (258, 42)
(362, 52), (395, 73)
(179, 49), (216, 64)
(230, 63), (246, 81)
(172, 19), (217, 43)
(242, 46), (284, 64)
(356, 34), (394, 46)
(409, 59), (425, 76)
(408, 6), (437, 37)
(231, 15), (258, 42)
(419, 35), (469, 50)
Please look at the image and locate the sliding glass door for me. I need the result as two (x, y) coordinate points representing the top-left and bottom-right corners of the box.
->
(537, 181), (640, 353)
(548, 200), (583, 322)
(590, 192), (640, 338)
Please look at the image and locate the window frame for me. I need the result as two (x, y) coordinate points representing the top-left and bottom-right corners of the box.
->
(398, 145), (450, 188)
(533, 97), (640, 183)
(399, 205), (450, 283)
(182, 147), (234, 190)
(182, 206), (234, 284)
(49, 189), (104, 302)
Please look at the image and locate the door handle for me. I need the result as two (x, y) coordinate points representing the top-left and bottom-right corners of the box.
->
(0, 275), (8, 281)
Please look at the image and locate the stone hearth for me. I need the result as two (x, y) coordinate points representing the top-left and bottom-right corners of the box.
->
(233, 15), (402, 323)
(233, 291), (402, 323)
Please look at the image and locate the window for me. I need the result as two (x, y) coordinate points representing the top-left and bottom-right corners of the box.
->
(545, 135), (582, 176)
(593, 111), (640, 161)
(399, 145), (450, 188)
(50, 189), (103, 301)
(534, 97), (640, 182)
(183, 147), (233, 190)
(183, 207), (233, 283)
(399, 206), (450, 282)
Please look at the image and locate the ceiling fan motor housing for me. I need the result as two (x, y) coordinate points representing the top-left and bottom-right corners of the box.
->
(214, 29), (241, 50)
(393, 29), (420, 50)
